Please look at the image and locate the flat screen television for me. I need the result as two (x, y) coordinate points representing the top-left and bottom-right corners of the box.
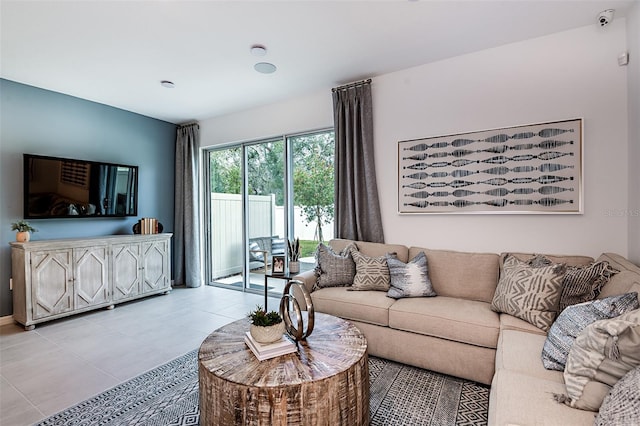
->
(24, 154), (138, 219)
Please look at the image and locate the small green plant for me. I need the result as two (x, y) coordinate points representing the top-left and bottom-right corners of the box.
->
(247, 305), (282, 327)
(11, 220), (37, 233)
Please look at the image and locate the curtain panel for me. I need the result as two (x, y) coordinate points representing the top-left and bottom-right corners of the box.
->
(332, 80), (385, 243)
(174, 123), (202, 287)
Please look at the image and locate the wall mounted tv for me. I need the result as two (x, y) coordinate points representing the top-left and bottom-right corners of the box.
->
(24, 154), (139, 219)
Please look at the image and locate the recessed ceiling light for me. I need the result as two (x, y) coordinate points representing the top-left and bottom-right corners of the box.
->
(160, 80), (175, 88)
(250, 45), (267, 56)
(254, 62), (277, 74)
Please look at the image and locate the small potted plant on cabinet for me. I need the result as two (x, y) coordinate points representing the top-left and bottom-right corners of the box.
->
(247, 305), (285, 344)
(11, 220), (37, 242)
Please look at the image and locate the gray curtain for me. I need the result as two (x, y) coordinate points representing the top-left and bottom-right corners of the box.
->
(332, 80), (384, 243)
(174, 123), (202, 287)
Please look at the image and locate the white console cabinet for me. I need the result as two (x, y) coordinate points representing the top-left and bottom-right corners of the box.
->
(10, 234), (172, 330)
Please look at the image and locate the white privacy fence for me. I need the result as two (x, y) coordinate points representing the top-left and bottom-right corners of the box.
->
(209, 193), (333, 279)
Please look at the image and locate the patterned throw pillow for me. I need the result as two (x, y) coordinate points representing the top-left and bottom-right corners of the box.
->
(348, 247), (391, 291)
(541, 293), (639, 370)
(386, 252), (436, 299)
(560, 309), (640, 412)
(595, 366), (640, 426)
(491, 255), (566, 331)
(314, 243), (356, 290)
(559, 261), (619, 312)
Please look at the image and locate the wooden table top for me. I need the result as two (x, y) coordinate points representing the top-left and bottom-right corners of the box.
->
(198, 312), (368, 387)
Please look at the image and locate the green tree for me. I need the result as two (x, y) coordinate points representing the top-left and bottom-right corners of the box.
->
(208, 132), (335, 242)
(291, 132), (335, 242)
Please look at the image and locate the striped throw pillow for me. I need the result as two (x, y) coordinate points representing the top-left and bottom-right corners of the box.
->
(559, 261), (619, 312)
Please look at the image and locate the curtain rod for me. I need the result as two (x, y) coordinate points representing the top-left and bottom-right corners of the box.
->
(332, 78), (372, 92)
(178, 122), (199, 129)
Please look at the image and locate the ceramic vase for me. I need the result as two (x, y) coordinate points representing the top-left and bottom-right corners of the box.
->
(16, 231), (30, 242)
(250, 322), (285, 344)
(289, 261), (300, 274)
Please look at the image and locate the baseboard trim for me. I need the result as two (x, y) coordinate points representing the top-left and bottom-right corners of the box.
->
(0, 315), (14, 326)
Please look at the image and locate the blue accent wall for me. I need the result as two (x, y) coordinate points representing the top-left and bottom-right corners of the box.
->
(0, 79), (176, 317)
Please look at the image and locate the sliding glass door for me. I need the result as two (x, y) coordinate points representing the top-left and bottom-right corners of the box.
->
(246, 139), (286, 294)
(204, 129), (334, 298)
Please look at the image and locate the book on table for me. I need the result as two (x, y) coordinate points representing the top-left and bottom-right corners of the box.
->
(244, 331), (297, 361)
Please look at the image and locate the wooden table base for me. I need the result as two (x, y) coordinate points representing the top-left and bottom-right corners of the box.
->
(198, 313), (369, 425)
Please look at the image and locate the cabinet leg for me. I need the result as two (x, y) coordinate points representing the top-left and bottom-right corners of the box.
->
(24, 324), (35, 331)
(106, 305), (115, 310)
(163, 289), (171, 295)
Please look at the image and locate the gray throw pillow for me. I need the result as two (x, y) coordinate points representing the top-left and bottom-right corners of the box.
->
(541, 292), (639, 371)
(386, 252), (436, 299)
(313, 243), (356, 290)
(559, 261), (619, 312)
(595, 365), (640, 426)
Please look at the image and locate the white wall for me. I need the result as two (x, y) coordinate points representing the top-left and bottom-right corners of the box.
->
(627, 3), (640, 264)
(374, 22), (628, 258)
(200, 21), (630, 259)
(200, 90), (333, 146)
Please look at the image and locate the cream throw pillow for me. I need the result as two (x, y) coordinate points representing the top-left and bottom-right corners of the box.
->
(560, 309), (640, 411)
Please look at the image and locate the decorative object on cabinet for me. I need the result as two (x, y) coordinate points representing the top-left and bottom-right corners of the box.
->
(398, 118), (582, 214)
(10, 233), (172, 330)
(10, 220), (37, 242)
(133, 218), (163, 234)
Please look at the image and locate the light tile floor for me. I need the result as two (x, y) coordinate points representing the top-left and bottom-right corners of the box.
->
(0, 285), (280, 426)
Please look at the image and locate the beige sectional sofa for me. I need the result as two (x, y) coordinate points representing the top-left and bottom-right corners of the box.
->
(293, 239), (640, 426)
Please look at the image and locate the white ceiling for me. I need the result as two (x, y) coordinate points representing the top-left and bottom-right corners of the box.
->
(1, 0), (635, 124)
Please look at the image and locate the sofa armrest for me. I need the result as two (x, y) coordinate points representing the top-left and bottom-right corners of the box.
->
(290, 270), (316, 311)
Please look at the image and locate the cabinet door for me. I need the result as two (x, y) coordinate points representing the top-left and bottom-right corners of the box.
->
(141, 240), (170, 294)
(30, 249), (74, 320)
(112, 243), (142, 301)
(74, 246), (109, 309)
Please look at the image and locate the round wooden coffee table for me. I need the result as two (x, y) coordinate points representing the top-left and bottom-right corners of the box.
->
(198, 312), (369, 425)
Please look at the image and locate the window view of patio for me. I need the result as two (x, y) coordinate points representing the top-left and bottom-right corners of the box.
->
(204, 130), (335, 298)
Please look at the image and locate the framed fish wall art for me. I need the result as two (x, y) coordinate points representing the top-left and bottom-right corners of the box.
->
(398, 118), (583, 214)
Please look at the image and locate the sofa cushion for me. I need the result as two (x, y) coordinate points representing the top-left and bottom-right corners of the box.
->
(314, 242), (356, 290)
(348, 247), (391, 291)
(562, 309), (640, 412)
(408, 247), (499, 303)
(541, 293), (640, 371)
(499, 313), (547, 336)
(559, 261), (618, 311)
(595, 365), (640, 426)
(389, 296), (499, 349)
(310, 287), (395, 326)
(491, 254), (566, 332)
(496, 329), (564, 382)
(330, 239), (409, 263)
(489, 369), (597, 426)
(597, 253), (640, 300)
(386, 252), (436, 299)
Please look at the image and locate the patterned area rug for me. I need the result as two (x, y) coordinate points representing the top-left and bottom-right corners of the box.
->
(38, 350), (489, 425)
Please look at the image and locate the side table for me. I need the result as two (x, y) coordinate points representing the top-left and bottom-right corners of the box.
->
(262, 271), (297, 310)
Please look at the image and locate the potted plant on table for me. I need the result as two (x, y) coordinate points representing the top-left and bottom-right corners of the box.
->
(287, 238), (301, 274)
(248, 305), (285, 344)
(11, 220), (37, 242)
